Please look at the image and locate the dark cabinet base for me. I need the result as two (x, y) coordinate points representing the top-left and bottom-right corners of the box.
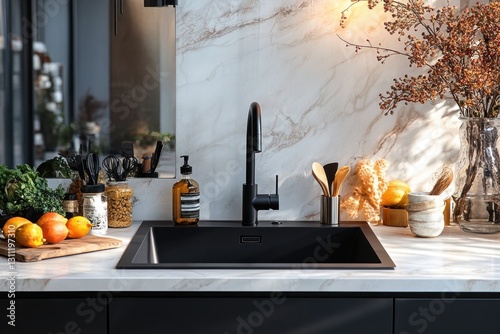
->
(0, 296), (107, 334)
(395, 298), (500, 334)
(109, 294), (393, 334)
(3, 292), (499, 334)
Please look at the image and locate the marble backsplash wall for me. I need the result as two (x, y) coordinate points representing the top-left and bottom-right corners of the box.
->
(131, 0), (468, 221)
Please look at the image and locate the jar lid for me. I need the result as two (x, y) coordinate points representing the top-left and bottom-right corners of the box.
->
(107, 181), (129, 186)
(63, 193), (77, 200)
(81, 184), (105, 193)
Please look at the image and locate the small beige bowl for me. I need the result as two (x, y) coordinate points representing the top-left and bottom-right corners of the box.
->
(408, 219), (444, 238)
(406, 192), (445, 211)
(407, 204), (446, 222)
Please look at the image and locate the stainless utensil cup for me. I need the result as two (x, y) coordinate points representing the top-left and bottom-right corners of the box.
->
(320, 195), (340, 225)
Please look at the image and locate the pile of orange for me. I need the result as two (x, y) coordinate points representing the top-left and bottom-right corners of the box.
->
(2, 212), (92, 248)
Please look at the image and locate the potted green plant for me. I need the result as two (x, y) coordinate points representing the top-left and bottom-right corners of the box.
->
(77, 91), (107, 152)
(133, 127), (175, 157)
(36, 70), (65, 152)
(0, 164), (65, 223)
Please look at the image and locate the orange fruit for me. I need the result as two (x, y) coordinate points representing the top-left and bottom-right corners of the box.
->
(15, 223), (45, 248)
(2, 217), (32, 239)
(40, 220), (69, 244)
(37, 212), (68, 227)
(66, 216), (92, 239)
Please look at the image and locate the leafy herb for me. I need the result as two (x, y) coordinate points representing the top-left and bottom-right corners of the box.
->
(0, 164), (65, 217)
(37, 156), (73, 178)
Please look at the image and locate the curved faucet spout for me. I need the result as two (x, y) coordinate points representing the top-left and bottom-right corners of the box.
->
(246, 102), (262, 186)
(243, 102), (279, 226)
(248, 102), (262, 153)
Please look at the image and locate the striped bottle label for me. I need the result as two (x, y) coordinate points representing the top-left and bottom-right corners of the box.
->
(180, 192), (200, 218)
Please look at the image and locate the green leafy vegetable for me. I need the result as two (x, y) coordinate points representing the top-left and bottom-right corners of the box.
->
(0, 164), (65, 217)
(37, 156), (73, 178)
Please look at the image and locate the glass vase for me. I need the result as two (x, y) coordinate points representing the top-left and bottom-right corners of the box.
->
(453, 117), (500, 234)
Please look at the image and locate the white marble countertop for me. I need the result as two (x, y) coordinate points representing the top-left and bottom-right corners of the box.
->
(1, 222), (499, 293)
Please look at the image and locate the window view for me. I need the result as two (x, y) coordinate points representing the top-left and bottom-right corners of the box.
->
(1, 0), (176, 178)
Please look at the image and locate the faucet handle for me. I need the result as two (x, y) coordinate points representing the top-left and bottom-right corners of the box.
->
(270, 175), (279, 210)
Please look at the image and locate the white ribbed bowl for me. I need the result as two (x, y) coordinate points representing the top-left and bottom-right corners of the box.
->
(408, 219), (444, 238)
(407, 192), (445, 211)
(407, 204), (445, 222)
(406, 192), (445, 237)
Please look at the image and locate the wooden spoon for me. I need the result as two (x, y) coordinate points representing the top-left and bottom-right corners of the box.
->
(312, 162), (329, 197)
(429, 165), (454, 195)
(332, 165), (350, 197)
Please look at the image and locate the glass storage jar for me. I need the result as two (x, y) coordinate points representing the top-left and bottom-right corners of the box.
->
(106, 181), (133, 228)
(62, 193), (79, 218)
(82, 184), (108, 236)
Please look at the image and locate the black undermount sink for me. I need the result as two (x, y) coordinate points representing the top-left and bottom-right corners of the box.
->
(116, 221), (395, 269)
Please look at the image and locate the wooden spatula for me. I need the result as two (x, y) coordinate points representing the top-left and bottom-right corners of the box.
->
(312, 162), (330, 197)
(332, 166), (350, 197)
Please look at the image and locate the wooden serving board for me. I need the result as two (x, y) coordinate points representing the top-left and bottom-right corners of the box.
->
(0, 235), (122, 262)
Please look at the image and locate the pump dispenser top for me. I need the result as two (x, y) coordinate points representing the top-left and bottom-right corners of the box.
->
(180, 155), (192, 174)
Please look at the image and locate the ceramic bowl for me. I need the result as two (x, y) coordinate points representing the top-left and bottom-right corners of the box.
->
(408, 219), (444, 238)
(406, 192), (446, 237)
(406, 192), (445, 211)
(407, 204), (446, 222)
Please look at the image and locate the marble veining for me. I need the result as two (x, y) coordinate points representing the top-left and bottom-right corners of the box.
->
(170, 0), (466, 223)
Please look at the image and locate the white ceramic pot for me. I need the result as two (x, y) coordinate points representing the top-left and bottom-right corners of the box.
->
(406, 192), (445, 238)
(407, 192), (444, 211)
(407, 204), (445, 222)
(408, 219), (445, 238)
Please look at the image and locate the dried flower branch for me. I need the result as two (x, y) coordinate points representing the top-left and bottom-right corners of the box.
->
(341, 159), (389, 221)
(339, 1), (500, 118)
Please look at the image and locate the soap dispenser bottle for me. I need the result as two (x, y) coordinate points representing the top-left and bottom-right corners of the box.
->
(172, 155), (200, 224)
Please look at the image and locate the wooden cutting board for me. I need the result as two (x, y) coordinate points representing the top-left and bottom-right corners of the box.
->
(0, 235), (122, 262)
